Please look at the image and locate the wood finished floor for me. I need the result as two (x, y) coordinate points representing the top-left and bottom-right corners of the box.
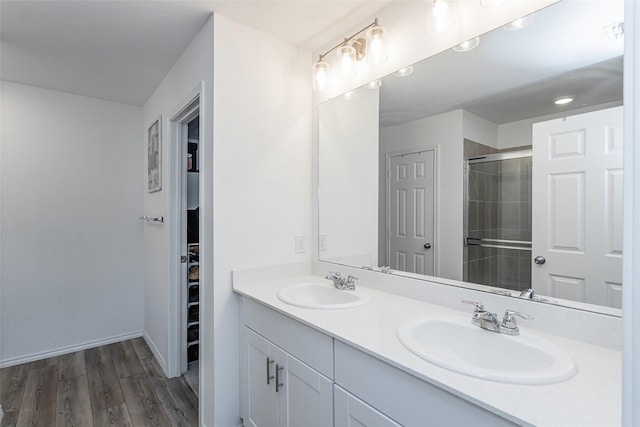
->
(0, 337), (198, 427)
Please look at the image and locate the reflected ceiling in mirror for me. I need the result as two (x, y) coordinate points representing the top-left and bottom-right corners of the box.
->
(318, 0), (624, 315)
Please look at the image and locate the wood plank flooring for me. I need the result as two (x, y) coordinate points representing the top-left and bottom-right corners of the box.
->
(0, 338), (198, 427)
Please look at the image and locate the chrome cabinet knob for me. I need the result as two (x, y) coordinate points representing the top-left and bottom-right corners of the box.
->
(424, 243), (432, 249)
(534, 256), (546, 265)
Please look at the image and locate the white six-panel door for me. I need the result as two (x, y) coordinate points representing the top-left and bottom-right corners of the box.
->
(532, 106), (623, 307)
(387, 149), (436, 275)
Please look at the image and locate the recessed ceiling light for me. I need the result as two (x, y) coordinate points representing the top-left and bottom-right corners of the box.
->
(393, 65), (414, 77)
(453, 37), (480, 52)
(503, 14), (535, 31)
(365, 80), (382, 89)
(344, 91), (357, 100)
(554, 96), (574, 105)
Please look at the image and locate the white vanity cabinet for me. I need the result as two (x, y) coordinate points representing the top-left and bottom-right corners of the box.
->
(334, 385), (401, 427)
(241, 296), (515, 427)
(242, 299), (334, 427)
(244, 328), (333, 427)
(244, 328), (277, 426)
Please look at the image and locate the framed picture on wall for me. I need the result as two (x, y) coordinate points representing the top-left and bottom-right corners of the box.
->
(148, 116), (161, 193)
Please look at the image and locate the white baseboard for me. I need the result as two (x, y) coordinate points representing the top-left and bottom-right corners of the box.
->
(0, 331), (143, 369)
(143, 331), (168, 375)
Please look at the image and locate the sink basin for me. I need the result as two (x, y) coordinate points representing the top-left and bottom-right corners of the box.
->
(277, 282), (370, 309)
(397, 315), (577, 384)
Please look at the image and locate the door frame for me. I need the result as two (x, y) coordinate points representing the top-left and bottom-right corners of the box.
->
(385, 145), (438, 275)
(167, 84), (203, 378)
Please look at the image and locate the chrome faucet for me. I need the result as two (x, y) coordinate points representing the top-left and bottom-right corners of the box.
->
(325, 272), (358, 290)
(461, 300), (532, 336)
(519, 288), (536, 299)
(518, 288), (558, 304)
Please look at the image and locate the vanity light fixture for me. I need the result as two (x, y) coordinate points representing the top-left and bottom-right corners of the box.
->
(453, 37), (480, 52)
(553, 96), (574, 105)
(366, 24), (388, 64)
(312, 60), (331, 92)
(431, 0), (455, 33)
(344, 90), (357, 100)
(365, 79), (382, 89)
(337, 45), (357, 77)
(393, 65), (414, 77)
(503, 14), (535, 31)
(312, 18), (388, 92)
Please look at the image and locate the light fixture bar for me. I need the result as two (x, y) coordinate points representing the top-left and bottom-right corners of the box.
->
(317, 19), (380, 62)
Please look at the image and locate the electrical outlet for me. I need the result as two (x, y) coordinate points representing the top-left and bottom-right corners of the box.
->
(319, 234), (327, 251)
(295, 234), (305, 253)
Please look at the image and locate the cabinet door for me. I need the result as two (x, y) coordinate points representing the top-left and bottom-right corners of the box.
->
(335, 385), (401, 427)
(244, 328), (278, 427)
(277, 348), (333, 427)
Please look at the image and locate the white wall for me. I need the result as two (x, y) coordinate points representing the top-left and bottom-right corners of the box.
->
(0, 81), (143, 366)
(462, 110), (498, 148)
(319, 88), (379, 266)
(140, 12), (213, 405)
(212, 13), (312, 426)
(380, 110), (463, 281)
(139, 13), (312, 426)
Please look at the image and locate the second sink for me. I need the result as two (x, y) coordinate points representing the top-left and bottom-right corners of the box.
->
(277, 282), (370, 309)
(397, 315), (577, 384)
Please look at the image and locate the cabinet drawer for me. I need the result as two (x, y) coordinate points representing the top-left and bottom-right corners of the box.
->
(335, 385), (401, 427)
(334, 341), (516, 427)
(242, 298), (333, 378)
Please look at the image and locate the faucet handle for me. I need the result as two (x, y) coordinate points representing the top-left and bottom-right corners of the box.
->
(461, 300), (484, 312)
(503, 309), (533, 329)
(345, 275), (358, 282)
(326, 271), (341, 278)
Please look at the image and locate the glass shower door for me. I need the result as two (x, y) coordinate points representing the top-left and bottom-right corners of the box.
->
(464, 151), (532, 292)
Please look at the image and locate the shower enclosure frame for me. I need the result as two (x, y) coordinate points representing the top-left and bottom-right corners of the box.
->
(463, 149), (533, 289)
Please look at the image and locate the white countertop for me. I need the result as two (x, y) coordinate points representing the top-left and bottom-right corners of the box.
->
(234, 274), (621, 427)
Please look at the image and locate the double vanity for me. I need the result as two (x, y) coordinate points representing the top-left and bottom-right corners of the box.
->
(234, 266), (621, 426)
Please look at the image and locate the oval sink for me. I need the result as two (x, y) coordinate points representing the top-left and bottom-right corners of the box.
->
(397, 315), (577, 384)
(277, 282), (370, 309)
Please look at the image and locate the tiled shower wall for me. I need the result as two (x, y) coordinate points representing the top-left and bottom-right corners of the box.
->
(464, 140), (532, 291)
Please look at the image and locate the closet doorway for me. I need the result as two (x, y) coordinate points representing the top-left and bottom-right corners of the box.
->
(182, 114), (200, 394)
(168, 93), (201, 404)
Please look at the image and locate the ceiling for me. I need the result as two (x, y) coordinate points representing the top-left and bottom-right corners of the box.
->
(0, 0), (391, 106)
(378, 0), (624, 127)
(1, 0), (624, 119)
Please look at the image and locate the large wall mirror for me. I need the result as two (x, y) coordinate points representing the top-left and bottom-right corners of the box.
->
(318, 0), (624, 314)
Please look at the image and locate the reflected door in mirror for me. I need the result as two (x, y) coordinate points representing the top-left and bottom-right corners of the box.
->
(387, 149), (435, 275)
(532, 106), (623, 308)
